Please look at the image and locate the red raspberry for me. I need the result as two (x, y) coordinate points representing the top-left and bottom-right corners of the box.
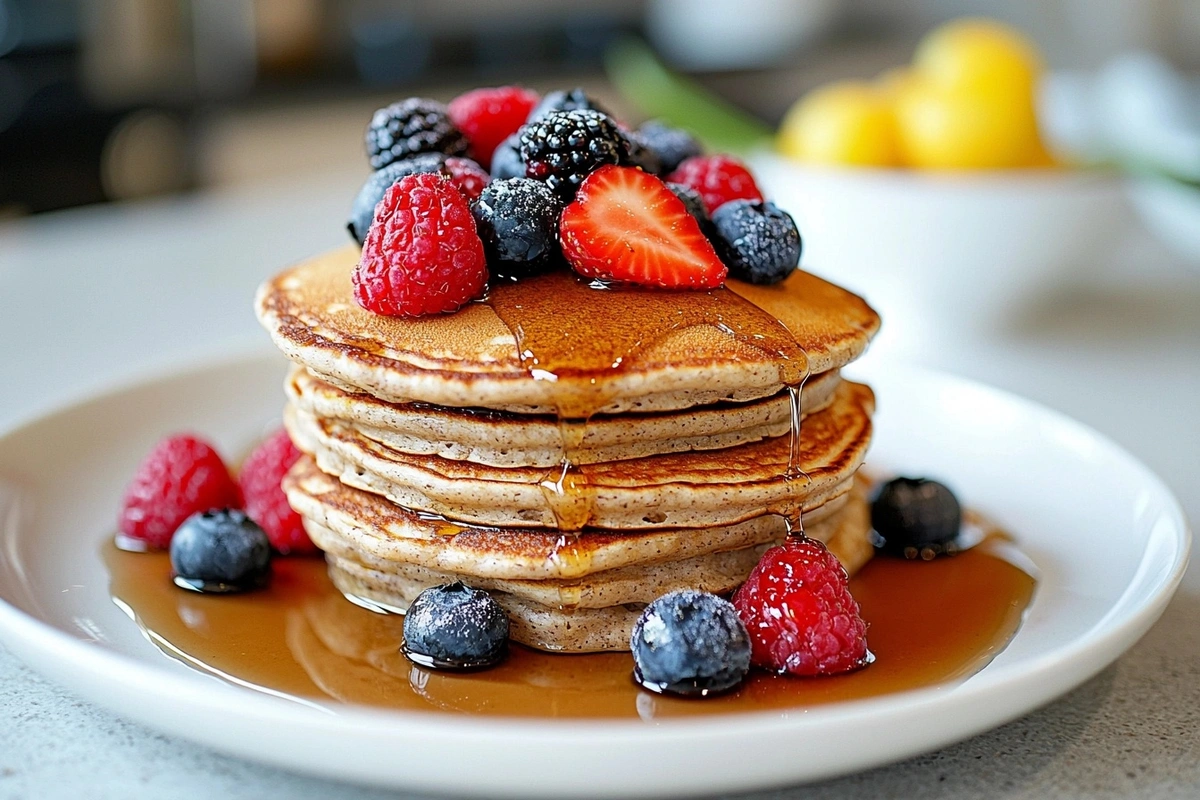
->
(239, 428), (314, 555)
(444, 157), (490, 202)
(447, 86), (539, 170)
(666, 154), (764, 214)
(117, 434), (241, 550)
(731, 536), (869, 676)
(353, 174), (488, 317)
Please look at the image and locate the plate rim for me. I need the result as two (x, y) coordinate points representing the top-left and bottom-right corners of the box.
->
(0, 352), (1190, 794)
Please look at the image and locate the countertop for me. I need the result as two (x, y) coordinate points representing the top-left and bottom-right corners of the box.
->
(0, 172), (1197, 800)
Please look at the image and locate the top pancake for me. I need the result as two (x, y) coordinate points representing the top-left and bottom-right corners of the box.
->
(256, 246), (880, 414)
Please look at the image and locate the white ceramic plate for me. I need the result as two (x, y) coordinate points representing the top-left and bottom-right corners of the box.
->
(0, 353), (1188, 798)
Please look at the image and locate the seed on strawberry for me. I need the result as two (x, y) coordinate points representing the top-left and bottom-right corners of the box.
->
(732, 536), (870, 676)
(558, 165), (727, 290)
(666, 154), (764, 214)
(352, 173), (489, 317)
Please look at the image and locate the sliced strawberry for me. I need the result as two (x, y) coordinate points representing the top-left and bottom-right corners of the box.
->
(559, 166), (728, 290)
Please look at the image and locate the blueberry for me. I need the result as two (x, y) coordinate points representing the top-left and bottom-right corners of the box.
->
(347, 153), (449, 244)
(871, 477), (963, 559)
(622, 131), (663, 175)
(489, 131), (526, 181)
(667, 182), (716, 238)
(711, 200), (802, 285)
(170, 509), (271, 593)
(402, 582), (509, 670)
(631, 589), (751, 697)
(471, 178), (564, 279)
(526, 88), (610, 124)
(635, 120), (703, 174)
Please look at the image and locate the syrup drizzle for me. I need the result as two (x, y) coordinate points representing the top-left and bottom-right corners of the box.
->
(485, 271), (812, 570)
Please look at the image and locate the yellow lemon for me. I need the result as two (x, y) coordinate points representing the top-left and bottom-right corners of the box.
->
(777, 81), (900, 167)
(914, 18), (1043, 97)
(894, 76), (1042, 170)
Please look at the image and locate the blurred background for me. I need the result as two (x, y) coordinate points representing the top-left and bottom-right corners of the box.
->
(3, 0), (1199, 212)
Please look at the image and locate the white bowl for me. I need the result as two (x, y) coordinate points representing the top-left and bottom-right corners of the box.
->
(751, 154), (1131, 356)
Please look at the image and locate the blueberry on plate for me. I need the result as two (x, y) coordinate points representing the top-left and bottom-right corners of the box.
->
(871, 477), (963, 559)
(667, 182), (716, 238)
(622, 131), (663, 175)
(525, 88), (610, 124)
(402, 582), (510, 670)
(170, 509), (271, 593)
(347, 153), (449, 245)
(711, 200), (802, 285)
(631, 589), (751, 697)
(471, 178), (564, 279)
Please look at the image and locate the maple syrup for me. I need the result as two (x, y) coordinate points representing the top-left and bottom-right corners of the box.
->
(486, 272), (811, 547)
(104, 531), (1034, 720)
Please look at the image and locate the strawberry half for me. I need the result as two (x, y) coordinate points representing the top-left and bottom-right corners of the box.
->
(559, 165), (728, 289)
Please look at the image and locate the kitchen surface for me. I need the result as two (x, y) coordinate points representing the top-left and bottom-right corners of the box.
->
(1, 1), (1198, 798)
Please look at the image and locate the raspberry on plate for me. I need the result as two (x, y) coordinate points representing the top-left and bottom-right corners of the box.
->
(352, 173), (489, 317)
(447, 86), (539, 170)
(731, 536), (870, 676)
(559, 165), (727, 289)
(444, 157), (490, 202)
(666, 154), (764, 214)
(117, 434), (241, 551)
(239, 428), (314, 555)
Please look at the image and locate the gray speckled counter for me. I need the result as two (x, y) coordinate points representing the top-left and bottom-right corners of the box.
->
(1, 175), (1197, 800)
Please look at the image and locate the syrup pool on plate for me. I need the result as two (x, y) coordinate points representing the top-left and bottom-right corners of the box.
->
(104, 523), (1034, 720)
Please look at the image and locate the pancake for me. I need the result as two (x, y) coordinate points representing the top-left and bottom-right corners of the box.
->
(256, 246), (880, 414)
(284, 455), (850, 580)
(320, 483), (874, 652)
(286, 367), (842, 468)
(285, 380), (874, 530)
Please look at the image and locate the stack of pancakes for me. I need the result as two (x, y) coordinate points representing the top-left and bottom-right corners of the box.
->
(257, 246), (880, 652)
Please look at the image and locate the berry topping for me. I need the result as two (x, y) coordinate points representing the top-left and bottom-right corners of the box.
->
(238, 428), (314, 555)
(711, 200), (802, 285)
(667, 181), (715, 236)
(732, 537), (870, 676)
(353, 174), (488, 317)
(489, 131), (526, 180)
(471, 178), (564, 279)
(634, 120), (703, 174)
(402, 581), (510, 670)
(170, 509), (271, 593)
(526, 88), (610, 124)
(622, 131), (663, 175)
(631, 589), (752, 697)
(666, 154), (763, 214)
(444, 156), (490, 202)
(347, 153), (450, 245)
(117, 434), (241, 551)
(871, 477), (963, 559)
(447, 86), (539, 170)
(560, 166), (727, 289)
(365, 98), (469, 170)
(520, 109), (628, 199)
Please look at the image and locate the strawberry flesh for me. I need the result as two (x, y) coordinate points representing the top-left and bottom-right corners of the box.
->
(559, 166), (727, 289)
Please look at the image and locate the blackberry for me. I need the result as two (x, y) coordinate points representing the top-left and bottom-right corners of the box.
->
(526, 88), (610, 123)
(347, 153), (449, 244)
(623, 131), (663, 175)
(631, 590), (751, 697)
(667, 182), (715, 238)
(520, 110), (627, 199)
(490, 131), (525, 181)
(635, 120), (703, 174)
(365, 98), (469, 170)
(871, 478), (963, 559)
(472, 178), (564, 279)
(402, 582), (509, 670)
(170, 509), (271, 594)
(711, 200), (802, 285)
